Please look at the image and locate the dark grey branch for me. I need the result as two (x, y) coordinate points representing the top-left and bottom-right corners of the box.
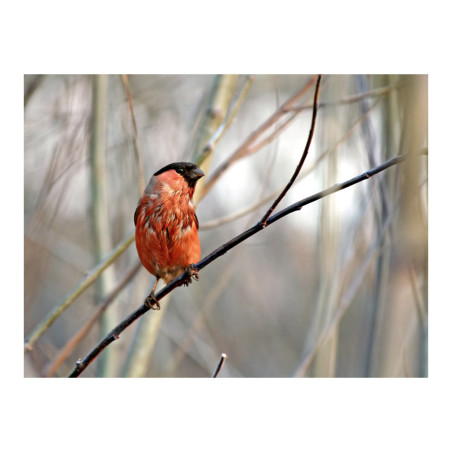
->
(68, 151), (416, 377)
(211, 353), (228, 378)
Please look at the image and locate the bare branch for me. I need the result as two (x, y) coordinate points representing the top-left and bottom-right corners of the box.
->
(68, 151), (419, 377)
(211, 353), (228, 378)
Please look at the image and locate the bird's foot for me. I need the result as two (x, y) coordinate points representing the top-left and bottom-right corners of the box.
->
(184, 264), (199, 286)
(144, 292), (160, 310)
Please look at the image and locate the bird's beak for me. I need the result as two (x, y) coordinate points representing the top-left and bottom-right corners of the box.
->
(191, 167), (205, 180)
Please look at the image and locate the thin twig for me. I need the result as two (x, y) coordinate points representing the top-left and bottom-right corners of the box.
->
(288, 82), (402, 112)
(211, 353), (228, 378)
(67, 151), (418, 377)
(43, 262), (141, 377)
(121, 74), (145, 195)
(24, 233), (135, 352)
(260, 75), (322, 225)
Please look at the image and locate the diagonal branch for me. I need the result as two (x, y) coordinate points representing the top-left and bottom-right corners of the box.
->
(68, 151), (418, 377)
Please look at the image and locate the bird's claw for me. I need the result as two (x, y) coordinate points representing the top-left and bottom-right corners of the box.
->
(184, 265), (199, 286)
(144, 293), (160, 310)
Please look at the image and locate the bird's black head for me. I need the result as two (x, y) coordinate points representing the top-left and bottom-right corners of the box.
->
(154, 162), (205, 188)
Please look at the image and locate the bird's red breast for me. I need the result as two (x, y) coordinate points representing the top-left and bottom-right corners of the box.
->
(134, 162), (204, 284)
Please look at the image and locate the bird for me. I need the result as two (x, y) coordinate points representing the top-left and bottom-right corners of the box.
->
(134, 162), (204, 309)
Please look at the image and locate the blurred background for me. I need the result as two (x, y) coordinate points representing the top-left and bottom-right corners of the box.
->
(24, 74), (427, 378)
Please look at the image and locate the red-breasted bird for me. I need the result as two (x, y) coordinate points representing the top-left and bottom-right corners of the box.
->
(134, 162), (204, 309)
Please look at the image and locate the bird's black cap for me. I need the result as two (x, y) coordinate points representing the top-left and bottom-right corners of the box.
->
(154, 162), (204, 187)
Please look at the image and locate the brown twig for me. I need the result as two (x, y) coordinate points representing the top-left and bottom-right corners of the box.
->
(211, 353), (228, 378)
(260, 75), (322, 225)
(288, 82), (402, 112)
(67, 151), (416, 377)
